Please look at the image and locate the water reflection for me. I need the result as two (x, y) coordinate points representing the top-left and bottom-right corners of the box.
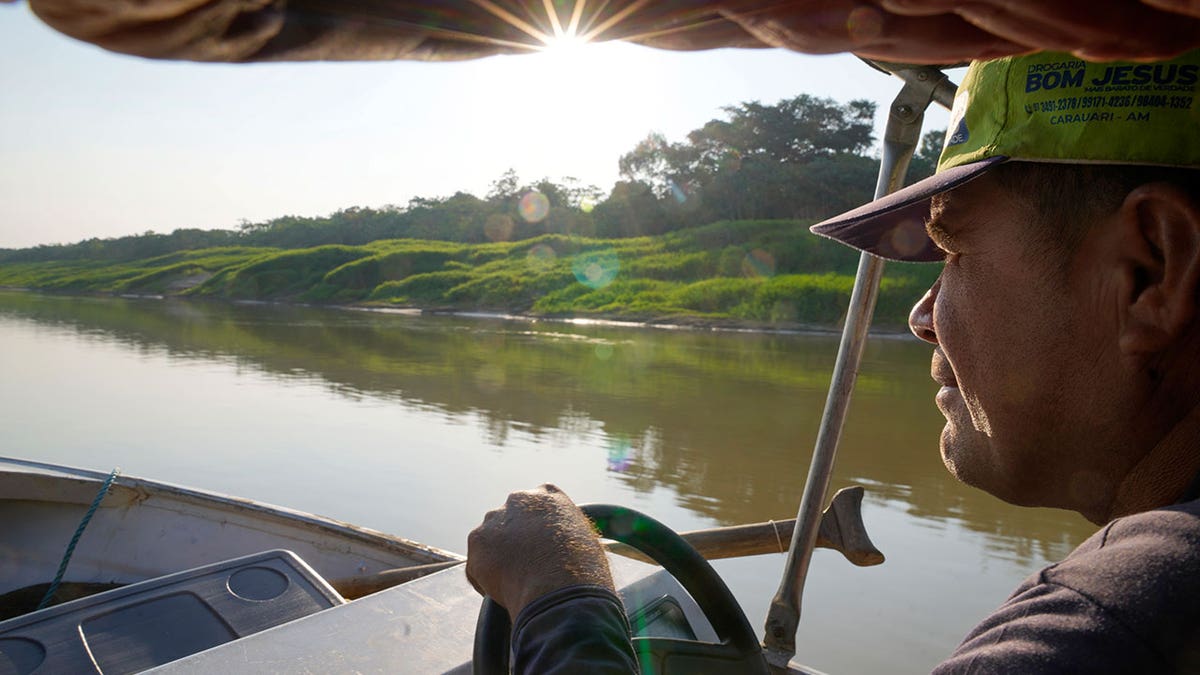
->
(3, 290), (1109, 673)
(0, 291), (1092, 568)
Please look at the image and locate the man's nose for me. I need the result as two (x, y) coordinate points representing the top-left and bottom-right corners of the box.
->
(909, 278), (939, 345)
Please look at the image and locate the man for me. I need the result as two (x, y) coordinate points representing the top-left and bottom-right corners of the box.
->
(468, 48), (1200, 673)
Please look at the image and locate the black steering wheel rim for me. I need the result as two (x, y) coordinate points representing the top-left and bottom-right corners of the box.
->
(473, 503), (767, 674)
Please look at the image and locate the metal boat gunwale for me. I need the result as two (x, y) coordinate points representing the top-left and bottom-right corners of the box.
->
(0, 455), (461, 600)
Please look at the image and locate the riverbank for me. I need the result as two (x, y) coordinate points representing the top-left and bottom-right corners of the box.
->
(0, 220), (940, 330)
(0, 286), (922, 338)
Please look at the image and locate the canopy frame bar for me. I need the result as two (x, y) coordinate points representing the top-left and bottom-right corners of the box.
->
(761, 64), (954, 671)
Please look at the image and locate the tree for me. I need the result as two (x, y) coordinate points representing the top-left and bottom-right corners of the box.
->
(908, 129), (946, 181)
(618, 132), (688, 198)
(556, 176), (604, 210)
(705, 96), (875, 163)
(615, 94), (879, 225)
(592, 181), (670, 237)
(486, 169), (521, 203)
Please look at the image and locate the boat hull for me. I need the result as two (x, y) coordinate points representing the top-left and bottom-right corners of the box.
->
(0, 457), (460, 600)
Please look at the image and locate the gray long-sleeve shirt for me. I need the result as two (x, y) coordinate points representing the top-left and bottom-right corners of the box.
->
(513, 497), (1200, 673)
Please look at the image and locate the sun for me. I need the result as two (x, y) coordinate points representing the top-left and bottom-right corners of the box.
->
(541, 29), (590, 54)
(530, 28), (606, 88)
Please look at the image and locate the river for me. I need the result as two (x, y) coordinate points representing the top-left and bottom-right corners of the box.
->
(0, 290), (1094, 673)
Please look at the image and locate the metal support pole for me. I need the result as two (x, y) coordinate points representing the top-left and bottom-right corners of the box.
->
(762, 66), (952, 672)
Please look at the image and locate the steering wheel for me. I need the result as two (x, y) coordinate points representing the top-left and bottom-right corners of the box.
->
(474, 503), (768, 674)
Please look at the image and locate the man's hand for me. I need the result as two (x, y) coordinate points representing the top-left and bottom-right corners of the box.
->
(716, 1), (1200, 64)
(466, 484), (615, 622)
(26, 1), (1200, 64)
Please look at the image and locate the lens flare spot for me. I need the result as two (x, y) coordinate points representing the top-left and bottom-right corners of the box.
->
(742, 249), (776, 277)
(484, 214), (515, 242)
(668, 181), (688, 205)
(573, 250), (619, 289)
(519, 191), (550, 223)
(606, 436), (632, 472)
(889, 217), (928, 258)
(594, 343), (614, 360)
(579, 197), (596, 213)
(770, 301), (797, 323)
(526, 243), (558, 271)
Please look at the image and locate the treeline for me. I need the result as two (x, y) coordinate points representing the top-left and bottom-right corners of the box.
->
(0, 94), (944, 264)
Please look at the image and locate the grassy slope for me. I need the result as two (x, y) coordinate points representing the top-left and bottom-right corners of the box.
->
(0, 221), (941, 328)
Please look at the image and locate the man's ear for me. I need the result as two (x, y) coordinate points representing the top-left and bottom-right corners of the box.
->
(1116, 182), (1200, 356)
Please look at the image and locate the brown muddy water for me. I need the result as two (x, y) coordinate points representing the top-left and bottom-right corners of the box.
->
(0, 290), (1093, 673)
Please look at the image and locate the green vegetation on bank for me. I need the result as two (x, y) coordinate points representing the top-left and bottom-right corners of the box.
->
(0, 220), (939, 327)
(0, 93), (946, 328)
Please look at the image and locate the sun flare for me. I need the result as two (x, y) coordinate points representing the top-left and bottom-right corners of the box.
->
(541, 29), (589, 54)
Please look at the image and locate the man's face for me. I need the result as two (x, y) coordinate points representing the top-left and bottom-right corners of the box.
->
(908, 173), (1119, 514)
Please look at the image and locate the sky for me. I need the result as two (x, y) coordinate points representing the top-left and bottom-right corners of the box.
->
(0, 3), (952, 249)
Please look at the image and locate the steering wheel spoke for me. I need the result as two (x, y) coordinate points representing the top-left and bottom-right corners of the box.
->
(474, 504), (768, 674)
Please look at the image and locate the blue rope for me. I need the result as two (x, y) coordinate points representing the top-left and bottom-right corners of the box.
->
(36, 467), (121, 611)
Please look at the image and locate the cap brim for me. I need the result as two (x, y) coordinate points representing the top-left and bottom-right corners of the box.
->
(810, 156), (1008, 262)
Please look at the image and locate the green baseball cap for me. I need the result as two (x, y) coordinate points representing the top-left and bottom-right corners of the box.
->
(811, 50), (1200, 262)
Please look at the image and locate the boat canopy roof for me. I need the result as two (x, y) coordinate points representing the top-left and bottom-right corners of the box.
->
(27, 1), (769, 63)
(26, 1), (1200, 66)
